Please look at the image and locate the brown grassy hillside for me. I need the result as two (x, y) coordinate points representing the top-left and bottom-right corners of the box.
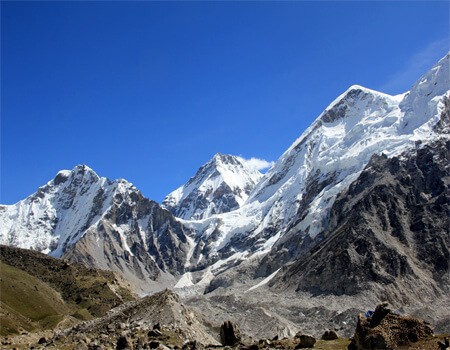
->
(0, 245), (136, 335)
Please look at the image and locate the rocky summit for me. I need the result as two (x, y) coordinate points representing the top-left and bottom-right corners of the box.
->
(0, 53), (449, 344)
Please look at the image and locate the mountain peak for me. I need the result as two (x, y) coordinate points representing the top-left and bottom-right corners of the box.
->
(212, 152), (224, 160)
(209, 154), (251, 174)
(53, 164), (99, 186)
(319, 84), (394, 124)
(73, 164), (94, 172)
(162, 153), (263, 220)
(345, 84), (373, 95)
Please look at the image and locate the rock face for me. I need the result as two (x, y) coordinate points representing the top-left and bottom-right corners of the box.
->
(348, 303), (433, 350)
(272, 139), (450, 302)
(163, 153), (263, 220)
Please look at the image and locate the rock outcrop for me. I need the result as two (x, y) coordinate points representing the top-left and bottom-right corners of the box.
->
(272, 140), (450, 303)
(348, 303), (433, 350)
(220, 320), (242, 346)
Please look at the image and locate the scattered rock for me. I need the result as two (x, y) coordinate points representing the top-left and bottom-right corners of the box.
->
(321, 330), (339, 340)
(37, 337), (47, 344)
(295, 334), (316, 348)
(220, 320), (242, 346)
(348, 303), (433, 350)
(258, 339), (271, 346)
(182, 340), (203, 350)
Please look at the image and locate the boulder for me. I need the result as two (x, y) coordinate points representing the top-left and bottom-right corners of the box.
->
(348, 303), (433, 350)
(116, 336), (131, 350)
(220, 320), (242, 346)
(321, 330), (339, 340)
(149, 340), (160, 349)
(295, 334), (316, 348)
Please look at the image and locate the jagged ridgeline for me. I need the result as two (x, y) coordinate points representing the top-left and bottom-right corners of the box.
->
(0, 53), (449, 340)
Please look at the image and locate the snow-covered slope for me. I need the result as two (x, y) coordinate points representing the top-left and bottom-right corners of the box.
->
(179, 53), (450, 289)
(249, 50), (449, 241)
(0, 165), (115, 254)
(162, 153), (263, 220)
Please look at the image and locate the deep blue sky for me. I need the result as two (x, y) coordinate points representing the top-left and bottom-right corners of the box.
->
(1, 1), (449, 204)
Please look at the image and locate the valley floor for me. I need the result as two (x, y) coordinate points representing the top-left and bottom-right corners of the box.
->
(2, 331), (450, 350)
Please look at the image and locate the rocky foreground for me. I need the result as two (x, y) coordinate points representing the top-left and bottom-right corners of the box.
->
(1, 290), (449, 350)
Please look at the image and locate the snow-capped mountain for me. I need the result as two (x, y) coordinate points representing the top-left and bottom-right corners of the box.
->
(0, 165), (113, 254)
(0, 165), (193, 293)
(0, 53), (448, 300)
(162, 153), (263, 220)
(178, 53), (449, 289)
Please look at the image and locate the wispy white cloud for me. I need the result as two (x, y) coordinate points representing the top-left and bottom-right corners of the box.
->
(240, 157), (275, 172)
(380, 39), (449, 94)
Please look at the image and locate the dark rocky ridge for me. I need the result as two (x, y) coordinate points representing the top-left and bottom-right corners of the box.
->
(60, 183), (194, 292)
(272, 139), (450, 302)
